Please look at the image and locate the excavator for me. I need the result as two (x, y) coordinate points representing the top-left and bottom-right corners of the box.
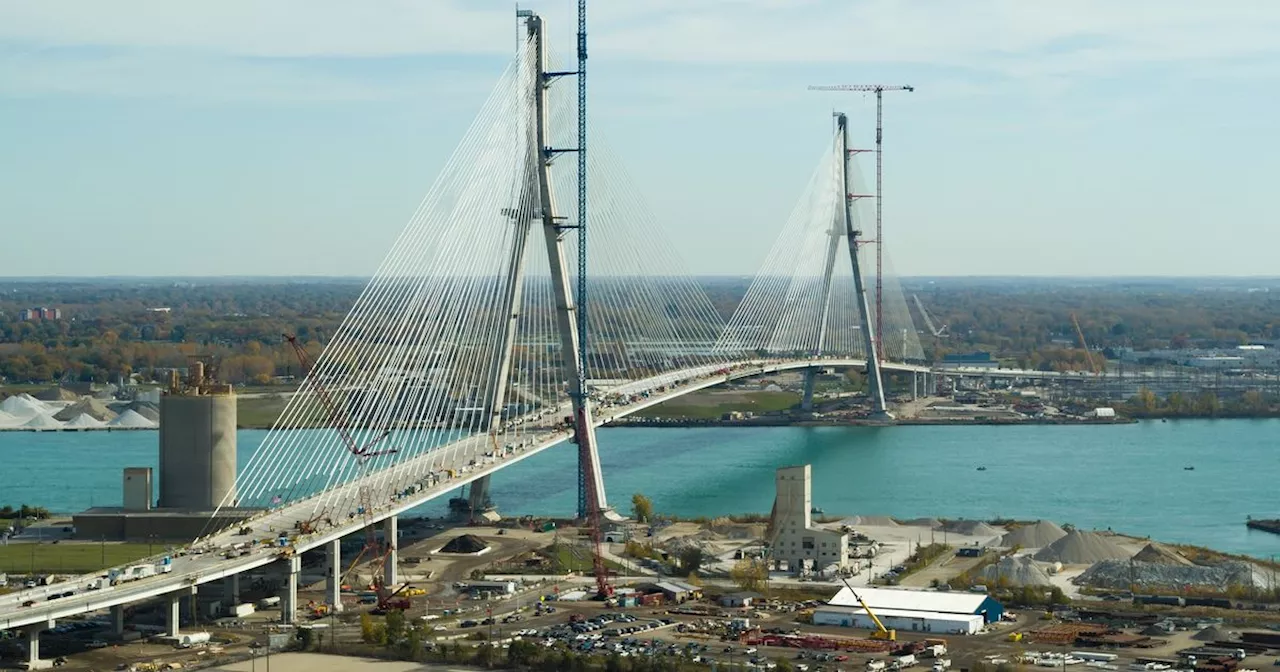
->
(839, 576), (896, 641)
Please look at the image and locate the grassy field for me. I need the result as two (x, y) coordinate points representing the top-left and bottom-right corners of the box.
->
(236, 394), (292, 429)
(631, 390), (800, 420)
(0, 543), (156, 574)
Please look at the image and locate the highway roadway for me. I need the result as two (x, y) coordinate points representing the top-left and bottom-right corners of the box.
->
(0, 356), (928, 633)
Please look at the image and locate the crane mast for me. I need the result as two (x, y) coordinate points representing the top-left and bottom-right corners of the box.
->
(807, 84), (914, 361)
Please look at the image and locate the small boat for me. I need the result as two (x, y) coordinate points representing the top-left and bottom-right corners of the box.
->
(976, 466), (987, 471)
(810, 507), (824, 515)
(1184, 466), (1195, 471)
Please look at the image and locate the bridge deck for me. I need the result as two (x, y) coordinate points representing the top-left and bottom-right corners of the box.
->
(0, 356), (929, 631)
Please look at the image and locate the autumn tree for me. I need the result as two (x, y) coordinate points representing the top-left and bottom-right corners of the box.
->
(631, 493), (654, 523)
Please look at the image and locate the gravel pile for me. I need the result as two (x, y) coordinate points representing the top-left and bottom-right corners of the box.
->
(903, 518), (944, 529)
(108, 409), (158, 428)
(1192, 625), (1236, 641)
(842, 516), (900, 527)
(21, 414), (64, 430)
(1034, 530), (1133, 564)
(1001, 520), (1068, 548)
(34, 387), (80, 402)
(0, 410), (23, 428)
(1133, 542), (1195, 566)
(0, 394), (51, 418)
(54, 398), (117, 422)
(441, 534), (489, 554)
(982, 555), (1053, 586)
(1077, 559), (1255, 590)
(126, 402), (161, 422)
(64, 413), (106, 429)
(944, 520), (1002, 537)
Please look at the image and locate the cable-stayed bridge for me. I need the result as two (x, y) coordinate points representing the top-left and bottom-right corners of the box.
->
(0, 12), (935, 656)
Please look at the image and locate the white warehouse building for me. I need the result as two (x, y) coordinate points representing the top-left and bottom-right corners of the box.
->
(812, 586), (1003, 636)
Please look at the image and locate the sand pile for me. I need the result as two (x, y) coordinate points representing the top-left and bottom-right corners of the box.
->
(0, 394), (51, 418)
(441, 534), (488, 554)
(1133, 542), (1195, 566)
(982, 555), (1053, 586)
(54, 398), (117, 422)
(1034, 530), (1132, 564)
(1077, 560), (1253, 590)
(903, 518), (943, 529)
(34, 387), (80, 402)
(944, 520), (1002, 537)
(842, 516), (900, 527)
(21, 414), (64, 430)
(1001, 520), (1068, 548)
(108, 410), (157, 429)
(1193, 625), (1235, 641)
(0, 409), (24, 428)
(64, 413), (106, 429)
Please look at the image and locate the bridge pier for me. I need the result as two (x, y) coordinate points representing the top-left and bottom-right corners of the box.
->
(383, 516), (398, 587)
(111, 605), (125, 636)
(468, 476), (497, 522)
(165, 593), (181, 637)
(225, 573), (240, 604)
(801, 370), (818, 411)
(912, 372), (918, 400)
(281, 553), (301, 625)
(23, 620), (54, 670)
(325, 539), (343, 613)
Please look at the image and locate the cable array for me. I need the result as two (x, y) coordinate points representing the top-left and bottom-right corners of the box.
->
(214, 34), (734, 521)
(718, 129), (922, 361)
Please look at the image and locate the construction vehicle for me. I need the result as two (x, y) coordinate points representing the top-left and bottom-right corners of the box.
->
(839, 576), (896, 641)
(1070, 314), (1102, 374)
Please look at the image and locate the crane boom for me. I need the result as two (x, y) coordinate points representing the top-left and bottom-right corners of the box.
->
(1070, 314), (1100, 374)
(283, 334), (395, 460)
(837, 576), (896, 640)
(807, 84), (914, 362)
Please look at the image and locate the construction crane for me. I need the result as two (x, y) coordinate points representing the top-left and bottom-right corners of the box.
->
(1070, 314), (1102, 374)
(837, 575), (896, 641)
(807, 84), (914, 362)
(912, 294), (948, 337)
(284, 333), (405, 611)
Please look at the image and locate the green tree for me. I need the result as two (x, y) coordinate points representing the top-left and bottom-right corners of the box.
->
(360, 612), (375, 643)
(678, 546), (705, 575)
(385, 609), (406, 643)
(298, 626), (315, 650)
(632, 492), (654, 523)
(406, 626), (423, 659)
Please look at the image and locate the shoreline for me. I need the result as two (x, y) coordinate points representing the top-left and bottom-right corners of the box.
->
(606, 416), (1139, 428)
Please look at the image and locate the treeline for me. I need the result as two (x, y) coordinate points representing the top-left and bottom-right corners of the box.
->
(1117, 387), (1280, 418)
(0, 505), (52, 521)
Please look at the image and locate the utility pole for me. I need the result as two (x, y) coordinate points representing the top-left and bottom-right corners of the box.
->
(807, 84), (914, 361)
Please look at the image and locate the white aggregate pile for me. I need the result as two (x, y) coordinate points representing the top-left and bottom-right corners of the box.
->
(21, 413), (64, 430)
(64, 413), (106, 429)
(1132, 542), (1195, 566)
(982, 555), (1054, 586)
(1001, 520), (1068, 548)
(842, 516), (900, 527)
(944, 520), (1002, 537)
(1078, 560), (1257, 590)
(0, 409), (24, 428)
(54, 398), (117, 422)
(108, 409), (158, 429)
(903, 518), (943, 529)
(0, 394), (51, 418)
(1034, 530), (1133, 564)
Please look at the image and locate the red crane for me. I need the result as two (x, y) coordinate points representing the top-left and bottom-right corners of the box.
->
(807, 84), (914, 361)
(283, 334), (395, 460)
(575, 410), (613, 600)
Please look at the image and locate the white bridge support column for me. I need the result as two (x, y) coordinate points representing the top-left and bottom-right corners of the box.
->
(23, 620), (53, 670)
(383, 516), (398, 586)
(912, 372), (919, 400)
(281, 554), (301, 625)
(468, 476), (491, 521)
(111, 605), (125, 636)
(325, 539), (343, 613)
(165, 593), (181, 637)
(527, 14), (610, 520)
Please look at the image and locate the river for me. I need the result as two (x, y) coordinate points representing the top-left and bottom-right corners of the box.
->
(3, 420), (1279, 558)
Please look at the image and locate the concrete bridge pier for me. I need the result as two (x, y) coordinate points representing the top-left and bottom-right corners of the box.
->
(281, 554), (301, 625)
(325, 539), (343, 613)
(110, 605), (125, 637)
(800, 369), (818, 411)
(467, 476), (497, 522)
(225, 573), (240, 604)
(383, 516), (398, 586)
(165, 593), (181, 637)
(22, 619), (54, 670)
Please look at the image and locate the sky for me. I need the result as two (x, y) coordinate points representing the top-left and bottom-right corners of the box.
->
(2, 0), (1279, 277)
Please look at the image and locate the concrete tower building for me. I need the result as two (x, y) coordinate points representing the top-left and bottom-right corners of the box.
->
(158, 361), (237, 510)
(770, 464), (849, 573)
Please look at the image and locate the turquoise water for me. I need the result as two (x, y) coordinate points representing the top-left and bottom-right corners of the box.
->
(3, 420), (1279, 558)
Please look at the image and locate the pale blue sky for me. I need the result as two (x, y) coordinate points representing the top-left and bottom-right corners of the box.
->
(2, 1), (1278, 277)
